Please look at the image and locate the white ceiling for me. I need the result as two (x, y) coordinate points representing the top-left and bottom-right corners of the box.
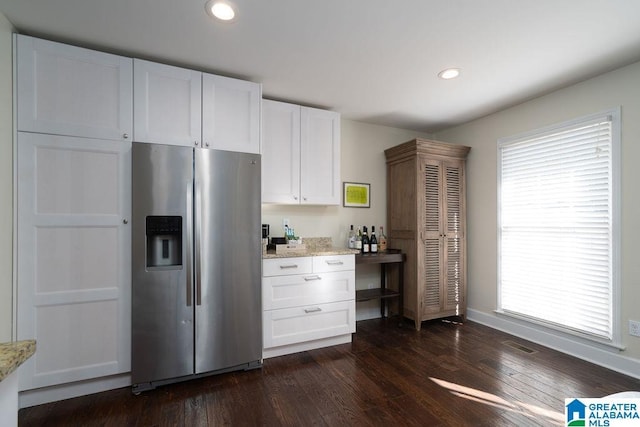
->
(2, 0), (640, 133)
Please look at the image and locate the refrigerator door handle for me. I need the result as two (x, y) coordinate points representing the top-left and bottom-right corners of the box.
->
(194, 180), (202, 306)
(186, 181), (194, 307)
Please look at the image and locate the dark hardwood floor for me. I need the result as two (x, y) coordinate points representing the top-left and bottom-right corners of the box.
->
(19, 318), (640, 426)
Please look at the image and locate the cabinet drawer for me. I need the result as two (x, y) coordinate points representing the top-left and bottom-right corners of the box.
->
(312, 254), (354, 273)
(263, 271), (355, 310)
(263, 257), (312, 277)
(263, 300), (355, 349)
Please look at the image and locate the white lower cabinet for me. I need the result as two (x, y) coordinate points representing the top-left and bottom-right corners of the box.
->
(263, 270), (354, 310)
(263, 300), (355, 349)
(262, 255), (355, 358)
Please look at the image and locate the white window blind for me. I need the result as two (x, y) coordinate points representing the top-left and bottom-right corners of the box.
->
(498, 110), (619, 343)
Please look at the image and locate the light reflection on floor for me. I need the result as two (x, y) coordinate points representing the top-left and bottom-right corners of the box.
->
(430, 377), (564, 425)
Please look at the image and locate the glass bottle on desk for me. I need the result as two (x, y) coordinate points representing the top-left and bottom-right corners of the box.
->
(370, 225), (378, 253)
(348, 224), (356, 249)
(362, 226), (370, 254)
(355, 227), (362, 251)
(379, 226), (387, 252)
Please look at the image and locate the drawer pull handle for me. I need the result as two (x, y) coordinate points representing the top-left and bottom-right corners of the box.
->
(326, 260), (344, 265)
(304, 307), (322, 313)
(304, 275), (322, 281)
(279, 264), (298, 269)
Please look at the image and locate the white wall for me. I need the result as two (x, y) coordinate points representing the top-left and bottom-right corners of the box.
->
(0, 12), (14, 342)
(434, 60), (640, 373)
(262, 119), (430, 320)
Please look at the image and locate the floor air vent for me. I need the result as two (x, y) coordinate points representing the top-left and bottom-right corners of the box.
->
(502, 340), (537, 354)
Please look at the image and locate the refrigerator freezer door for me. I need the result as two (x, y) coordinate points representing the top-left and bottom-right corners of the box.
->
(194, 149), (262, 373)
(131, 143), (194, 385)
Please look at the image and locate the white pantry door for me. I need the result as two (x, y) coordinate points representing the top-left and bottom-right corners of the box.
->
(16, 132), (131, 390)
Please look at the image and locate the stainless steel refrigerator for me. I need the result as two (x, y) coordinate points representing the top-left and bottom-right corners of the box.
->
(131, 142), (262, 393)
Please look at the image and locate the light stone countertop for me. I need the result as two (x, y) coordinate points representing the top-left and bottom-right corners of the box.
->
(263, 236), (360, 259)
(263, 247), (359, 259)
(0, 340), (36, 382)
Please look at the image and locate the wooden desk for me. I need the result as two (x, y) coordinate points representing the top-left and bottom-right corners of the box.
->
(355, 249), (405, 319)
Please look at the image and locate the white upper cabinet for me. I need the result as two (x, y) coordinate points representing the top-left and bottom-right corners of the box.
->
(16, 35), (133, 141)
(133, 59), (202, 147)
(262, 100), (340, 205)
(202, 73), (261, 153)
(300, 106), (341, 205)
(134, 59), (261, 153)
(262, 100), (301, 203)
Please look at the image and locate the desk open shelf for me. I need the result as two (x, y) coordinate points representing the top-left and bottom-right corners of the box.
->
(355, 249), (405, 319)
(356, 287), (400, 301)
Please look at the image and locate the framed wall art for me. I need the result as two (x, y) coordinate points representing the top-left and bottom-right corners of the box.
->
(343, 182), (370, 208)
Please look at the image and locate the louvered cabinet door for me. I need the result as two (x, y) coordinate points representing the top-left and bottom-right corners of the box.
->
(442, 161), (466, 314)
(421, 160), (443, 316)
(420, 159), (466, 318)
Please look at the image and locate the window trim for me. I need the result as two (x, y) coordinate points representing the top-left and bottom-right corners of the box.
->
(496, 107), (622, 349)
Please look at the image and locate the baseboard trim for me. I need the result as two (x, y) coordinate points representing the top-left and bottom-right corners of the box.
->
(19, 374), (131, 408)
(263, 334), (352, 359)
(467, 308), (640, 381)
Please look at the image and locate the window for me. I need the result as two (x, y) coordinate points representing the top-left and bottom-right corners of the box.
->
(498, 109), (620, 345)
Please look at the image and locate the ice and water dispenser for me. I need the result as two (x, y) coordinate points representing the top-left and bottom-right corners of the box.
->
(146, 216), (182, 268)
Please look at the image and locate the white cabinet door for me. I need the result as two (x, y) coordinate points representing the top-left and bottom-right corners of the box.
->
(261, 100), (301, 204)
(300, 107), (341, 205)
(16, 35), (132, 141)
(133, 59), (201, 146)
(262, 101), (341, 205)
(202, 73), (261, 153)
(16, 132), (131, 390)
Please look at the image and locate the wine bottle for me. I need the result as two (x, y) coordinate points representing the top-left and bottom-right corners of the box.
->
(370, 225), (378, 253)
(379, 226), (387, 252)
(362, 226), (370, 254)
(355, 227), (362, 251)
(348, 225), (355, 249)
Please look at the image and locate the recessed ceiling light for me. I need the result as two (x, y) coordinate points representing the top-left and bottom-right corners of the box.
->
(438, 68), (460, 80)
(205, 0), (236, 21)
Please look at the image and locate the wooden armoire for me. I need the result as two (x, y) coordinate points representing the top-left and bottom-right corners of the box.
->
(385, 139), (470, 330)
